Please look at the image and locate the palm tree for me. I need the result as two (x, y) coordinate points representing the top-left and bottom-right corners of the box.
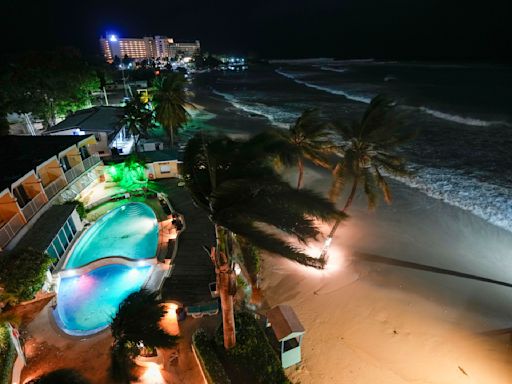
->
(28, 369), (91, 384)
(121, 97), (154, 152)
(253, 109), (334, 189)
(183, 133), (345, 349)
(320, 94), (414, 261)
(152, 73), (190, 147)
(110, 289), (177, 383)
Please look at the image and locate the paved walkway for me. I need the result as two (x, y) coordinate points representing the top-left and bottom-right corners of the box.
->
(158, 179), (216, 306)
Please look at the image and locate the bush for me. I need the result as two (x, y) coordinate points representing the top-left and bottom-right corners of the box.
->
(64, 201), (86, 219)
(0, 248), (52, 305)
(217, 312), (290, 384)
(0, 324), (16, 384)
(192, 329), (231, 384)
(27, 369), (91, 384)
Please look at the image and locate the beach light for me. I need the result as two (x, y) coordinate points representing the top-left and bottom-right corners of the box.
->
(140, 362), (164, 384)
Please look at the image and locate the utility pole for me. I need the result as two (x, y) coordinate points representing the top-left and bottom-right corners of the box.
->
(103, 87), (109, 106)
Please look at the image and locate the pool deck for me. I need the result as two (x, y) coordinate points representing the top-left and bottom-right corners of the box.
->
(158, 179), (216, 307)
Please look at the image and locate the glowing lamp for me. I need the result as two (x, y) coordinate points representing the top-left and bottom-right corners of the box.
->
(109, 35), (118, 42)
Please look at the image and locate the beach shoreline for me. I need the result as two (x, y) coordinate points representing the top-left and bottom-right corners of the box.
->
(190, 72), (512, 383)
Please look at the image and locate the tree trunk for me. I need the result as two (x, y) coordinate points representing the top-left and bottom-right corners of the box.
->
(320, 177), (359, 263)
(296, 157), (304, 189)
(169, 123), (174, 148)
(214, 226), (236, 349)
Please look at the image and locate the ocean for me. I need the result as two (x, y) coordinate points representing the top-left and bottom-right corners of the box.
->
(192, 59), (512, 232)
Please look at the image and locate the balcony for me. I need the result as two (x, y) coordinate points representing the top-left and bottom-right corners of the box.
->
(0, 213), (24, 249)
(43, 175), (67, 201)
(21, 191), (46, 221)
(64, 162), (85, 184)
(83, 153), (101, 171)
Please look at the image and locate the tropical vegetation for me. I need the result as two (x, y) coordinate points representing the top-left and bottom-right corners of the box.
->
(0, 248), (52, 306)
(0, 48), (101, 128)
(152, 73), (190, 147)
(0, 324), (15, 384)
(215, 312), (290, 384)
(27, 369), (91, 384)
(254, 109), (333, 189)
(110, 289), (177, 383)
(183, 133), (344, 348)
(192, 329), (231, 384)
(321, 94), (413, 260)
(121, 97), (154, 151)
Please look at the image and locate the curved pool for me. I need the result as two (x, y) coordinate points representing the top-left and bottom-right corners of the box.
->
(54, 264), (151, 335)
(65, 202), (159, 269)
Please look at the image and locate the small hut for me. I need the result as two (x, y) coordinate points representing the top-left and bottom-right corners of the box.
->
(266, 305), (305, 368)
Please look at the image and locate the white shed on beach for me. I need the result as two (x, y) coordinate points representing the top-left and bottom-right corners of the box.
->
(266, 305), (305, 369)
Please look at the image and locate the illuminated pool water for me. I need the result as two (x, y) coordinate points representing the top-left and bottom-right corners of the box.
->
(65, 202), (158, 269)
(54, 264), (151, 335)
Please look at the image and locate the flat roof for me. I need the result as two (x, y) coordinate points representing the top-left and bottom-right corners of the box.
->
(15, 203), (77, 252)
(138, 149), (179, 163)
(0, 135), (89, 191)
(47, 106), (124, 140)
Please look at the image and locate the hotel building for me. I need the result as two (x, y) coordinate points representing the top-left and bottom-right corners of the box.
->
(0, 135), (103, 253)
(100, 35), (200, 62)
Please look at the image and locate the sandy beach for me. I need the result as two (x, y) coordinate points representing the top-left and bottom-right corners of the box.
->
(261, 167), (512, 384)
(192, 76), (512, 383)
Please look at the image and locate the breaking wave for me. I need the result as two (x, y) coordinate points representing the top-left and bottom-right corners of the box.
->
(275, 68), (372, 104)
(276, 69), (510, 127)
(391, 166), (512, 233)
(320, 66), (347, 73)
(212, 89), (295, 129)
(419, 107), (510, 127)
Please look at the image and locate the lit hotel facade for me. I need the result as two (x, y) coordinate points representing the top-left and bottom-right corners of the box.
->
(100, 35), (200, 62)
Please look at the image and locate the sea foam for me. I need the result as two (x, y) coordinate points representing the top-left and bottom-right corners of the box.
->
(391, 165), (512, 233)
(212, 89), (295, 129)
(320, 66), (347, 73)
(419, 107), (510, 127)
(275, 69), (372, 104)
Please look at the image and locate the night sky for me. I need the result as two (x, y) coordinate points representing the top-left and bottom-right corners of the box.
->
(3, 0), (511, 60)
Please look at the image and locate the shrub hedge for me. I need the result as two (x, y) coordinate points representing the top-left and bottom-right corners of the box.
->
(217, 312), (290, 384)
(0, 324), (16, 384)
(192, 329), (231, 384)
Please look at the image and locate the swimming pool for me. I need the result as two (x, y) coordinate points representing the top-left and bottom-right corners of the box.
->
(54, 264), (151, 335)
(65, 202), (159, 269)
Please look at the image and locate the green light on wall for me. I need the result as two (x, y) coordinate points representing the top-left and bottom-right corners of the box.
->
(106, 159), (148, 191)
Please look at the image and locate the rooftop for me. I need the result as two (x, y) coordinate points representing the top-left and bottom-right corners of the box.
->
(47, 106), (124, 140)
(0, 135), (89, 191)
(267, 305), (305, 341)
(15, 203), (77, 252)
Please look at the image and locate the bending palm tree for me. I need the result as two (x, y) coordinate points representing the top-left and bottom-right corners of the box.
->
(253, 109), (333, 189)
(320, 95), (414, 262)
(183, 133), (345, 349)
(121, 97), (154, 152)
(110, 289), (177, 383)
(152, 73), (190, 147)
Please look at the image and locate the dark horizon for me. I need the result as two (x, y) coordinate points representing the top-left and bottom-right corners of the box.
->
(2, 0), (511, 61)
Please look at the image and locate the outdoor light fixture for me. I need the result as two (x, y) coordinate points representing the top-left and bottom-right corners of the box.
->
(109, 35), (118, 42)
